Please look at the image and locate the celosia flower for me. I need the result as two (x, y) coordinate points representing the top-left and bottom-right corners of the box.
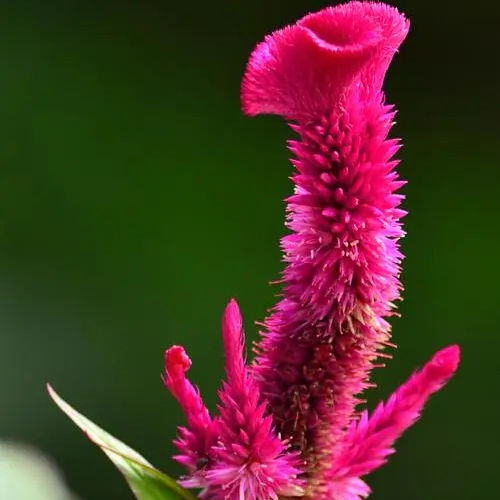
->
(164, 300), (303, 500)
(326, 345), (460, 499)
(242, 0), (409, 489)
(163, 345), (218, 489)
(164, 3), (460, 500)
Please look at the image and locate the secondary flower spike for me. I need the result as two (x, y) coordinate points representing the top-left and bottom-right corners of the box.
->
(164, 300), (303, 500)
(326, 345), (460, 499)
(165, 2), (460, 500)
(164, 346), (218, 481)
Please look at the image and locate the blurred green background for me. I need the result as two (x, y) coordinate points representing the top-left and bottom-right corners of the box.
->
(0, 1), (498, 499)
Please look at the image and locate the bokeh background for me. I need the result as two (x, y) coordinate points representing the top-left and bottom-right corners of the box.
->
(0, 1), (498, 499)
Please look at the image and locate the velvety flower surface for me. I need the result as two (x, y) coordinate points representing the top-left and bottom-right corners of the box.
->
(165, 3), (460, 500)
(242, 2), (410, 491)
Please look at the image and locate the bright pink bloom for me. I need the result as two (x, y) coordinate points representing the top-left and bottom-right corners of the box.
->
(164, 300), (303, 500)
(327, 345), (460, 499)
(242, 1), (410, 489)
(165, 3), (460, 499)
(206, 300), (303, 500)
(164, 346), (218, 487)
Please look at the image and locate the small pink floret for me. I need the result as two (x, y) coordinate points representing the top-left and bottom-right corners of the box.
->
(165, 345), (192, 375)
(428, 344), (460, 375)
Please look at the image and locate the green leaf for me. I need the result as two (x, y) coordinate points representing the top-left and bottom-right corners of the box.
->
(47, 384), (198, 500)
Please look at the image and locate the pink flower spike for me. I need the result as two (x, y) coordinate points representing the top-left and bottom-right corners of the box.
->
(164, 345), (217, 482)
(204, 299), (304, 500)
(328, 345), (460, 496)
(221, 299), (246, 388)
(242, 3), (410, 494)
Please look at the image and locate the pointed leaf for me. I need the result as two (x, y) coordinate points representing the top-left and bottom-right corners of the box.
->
(47, 384), (198, 500)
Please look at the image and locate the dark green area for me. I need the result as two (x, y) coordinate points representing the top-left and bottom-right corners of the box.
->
(0, 1), (497, 499)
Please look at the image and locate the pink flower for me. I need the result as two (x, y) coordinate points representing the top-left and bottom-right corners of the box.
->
(164, 300), (303, 500)
(163, 346), (218, 489)
(242, 1), (410, 490)
(165, 3), (459, 499)
(326, 345), (460, 499)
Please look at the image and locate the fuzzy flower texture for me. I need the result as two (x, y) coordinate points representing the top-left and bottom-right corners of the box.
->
(164, 3), (460, 500)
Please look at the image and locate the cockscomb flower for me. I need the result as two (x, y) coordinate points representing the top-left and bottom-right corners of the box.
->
(164, 300), (304, 500)
(242, 0), (410, 492)
(326, 344), (460, 499)
(46, 3), (460, 500)
(164, 2), (460, 500)
(163, 345), (218, 487)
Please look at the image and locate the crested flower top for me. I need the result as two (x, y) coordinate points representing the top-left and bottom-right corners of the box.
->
(164, 3), (459, 500)
(242, 2), (409, 119)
